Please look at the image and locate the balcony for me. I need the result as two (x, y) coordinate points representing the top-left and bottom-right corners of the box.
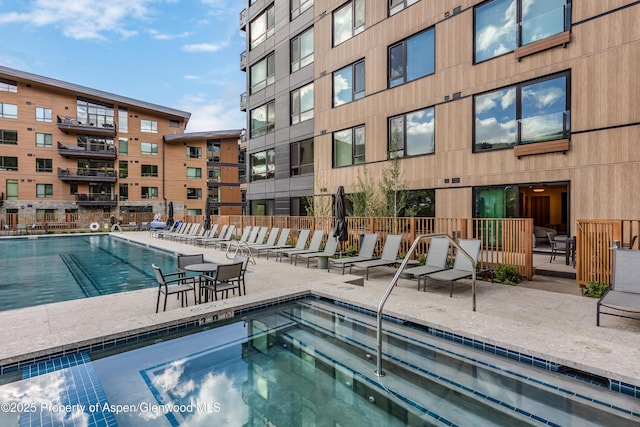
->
(56, 116), (117, 137)
(58, 167), (117, 182)
(240, 92), (247, 112)
(240, 50), (247, 71)
(240, 8), (247, 30)
(75, 193), (118, 206)
(57, 141), (117, 159)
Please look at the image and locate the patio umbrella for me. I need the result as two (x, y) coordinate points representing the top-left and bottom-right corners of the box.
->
(167, 201), (174, 226)
(204, 198), (211, 230)
(333, 186), (348, 257)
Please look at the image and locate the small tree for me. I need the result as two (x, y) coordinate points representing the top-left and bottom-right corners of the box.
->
(380, 146), (409, 217)
(349, 165), (383, 217)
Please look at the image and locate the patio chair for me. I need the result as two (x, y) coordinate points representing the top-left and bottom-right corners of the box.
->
(274, 230), (324, 262)
(547, 232), (567, 262)
(265, 229), (310, 260)
(200, 262), (243, 302)
(247, 227), (280, 248)
(152, 264), (197, 312)
(423, 239), (481, 297)
(597, 249), (640, 326)
(201, 224), (236, 248)
(173, 223), (200, 242)
(253, 228), (292, 257)
(233, 254), (250, 296)
(177, 254), (205, 274)
(219, 226), (252, 251)
(197, 224), (227, 246)
(403, 237), (451, 290)
(348, 234), (403, 280)
(175, 224), (205, 243)
(189, 224), (218, 244)
(156, 221), (185, 239)
(292, 232), (338, 267)
(328, 233), (378, 274)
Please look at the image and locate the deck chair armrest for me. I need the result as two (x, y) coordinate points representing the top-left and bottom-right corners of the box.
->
(163, 271), (186, 279)
(164, 276), (195, 286)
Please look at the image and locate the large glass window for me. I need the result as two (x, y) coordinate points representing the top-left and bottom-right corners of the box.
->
(187, 167), (202, 179)
(333, 125), (365, 167)
(119, 138), (128, 155)
(36, 158), (53, 173)
(187, 188), (202, 200)
(141, 164), (158, 177)
(250, 149), (275, 181)
(36, 184), (53, 198)
(0, 130), (17, 145)
(291, 27), (314, 72)
(6, 180), (18, 200)
(76, 98), (114, 127)
(250, 4), (275, 49)
(389, 27), (435, 88)
(119, 161), (128, 178)
(475, 0), (571, 63)
(389, 0), (420, 16)
(333, 0), (365, 46)
(291, 0), (313, 20)
(474, 72), (570, 151)
(250, 101), (275, 138)
(388, 107), (435, 158)
(35, 133), (52, 147)
(141, 120), (158, 133)
(291, 139), (314, 176)
(119, 183), (128, 201)
(0, 77), (17, 92)
(333, 59), (365, 106)
(251, 53), (275, 94)
(141, 142), (158, 155)
(118, 108), (128, 133)
(291, 83), (314, 125)
(0, 156), (18, 170)
(187, 146), (202, 158)
(141, 187), (158, 199)
(35, 107), (52, 122)
(0, 103), (18, 119)
(208, 142), (221, 161)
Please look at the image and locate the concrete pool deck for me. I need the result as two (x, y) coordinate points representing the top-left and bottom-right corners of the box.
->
(1, 231), (639, 392)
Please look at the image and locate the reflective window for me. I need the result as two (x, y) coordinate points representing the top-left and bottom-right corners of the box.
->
(291, 27), (314, 72)
(119, 161), (128, 178)
(388, 107), (435, 158)
(291, 0), (313, 20)
(141, 120), (158, 133)
(0, 130), (18, 145)
(0, 103), (17, 119)
(35, 133), (52, 147)
(389, 27), (435, 88)
(250, 149), (276, 181)
(333, 0), (365, 46)
(76, 98), (114, 127)
(250, 101), (275, 138)
(0, 156), (18, 170)
(187, 188), (202, 200)
(118, 108), (128, 133)
(291, 83), (314, 125)
(119, 138), (128, 155)
(141, 142), (158, 155)
(36, 158), (53, 173)
(389, 0), (420, 16)
(250, 4), (275, 49)
(333, 59), (365, 106)
(187, 167), (202, 179)
(36, 184), (53, 198)
(141, 186), (158, 199)
(0, 77), (17, 92)
(119, 183), (128, 201)
(251, 53), (275, 94)
(6, 180), (18, 200)
(35, 107), (52, 122)
(141, 164), (158, 177)
(333, 125), (365, 167)
(187, 146), (202, 158)
(290, 138), (314, 176)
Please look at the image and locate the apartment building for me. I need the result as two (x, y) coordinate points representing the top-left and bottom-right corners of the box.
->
(0, 65), (243, 221)
(241, 0), (640, 234)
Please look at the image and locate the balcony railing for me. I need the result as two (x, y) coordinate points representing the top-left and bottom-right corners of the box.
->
(56, 116), (117, 136)
(240, 8), (247, 30)
(240, 50), (247, 70)
(57, 141), (117, 158)
(75, 193), (118, 206)
(58, 167), (117, 182)
(240, 92), (247, 111)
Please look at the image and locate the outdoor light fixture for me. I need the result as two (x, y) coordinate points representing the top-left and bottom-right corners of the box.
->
(533, 188), (545, 193)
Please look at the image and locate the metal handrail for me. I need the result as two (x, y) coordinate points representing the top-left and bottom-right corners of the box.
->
(375, 233), (478, 376)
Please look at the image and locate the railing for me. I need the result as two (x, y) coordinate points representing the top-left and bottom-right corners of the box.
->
(58, 167), (116, 178)
(239, 8), (247, 29)
(76, 193), (118, 203)
(240, 51), (247, 70)
(56, 116), (117, 131)
(375, 233), (477, 377)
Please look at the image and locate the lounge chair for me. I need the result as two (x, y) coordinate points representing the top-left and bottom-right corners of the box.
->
(197, 224), (227, 246)
(152, 264), (197, 312)
(253, 228), (291, 257)
(156, 221), (185, 239)
(293, 232), (338, 267)
(403, 237), (451, 290)
(175, 224), (205, 242)
(219, 226), (252, 251)
(328, 233), (378, 274)
(247, 227), (280, 248)
(168, 223), (194, 241)
(189, 224), (218, 245)
(265, 229), (310, 260)
(423, 239), (481, 297)
(201, 225), (236, 248)
(348, 234), (403, 280)
(597, 249), (640, 326)
(275, 229), (325, 262)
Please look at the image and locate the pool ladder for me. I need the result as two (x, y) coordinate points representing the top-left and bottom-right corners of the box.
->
(375, 233), (477, 377)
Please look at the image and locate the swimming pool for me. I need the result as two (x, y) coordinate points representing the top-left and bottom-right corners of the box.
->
(0, 297), (637, 426)
(0, 235), (177, 311)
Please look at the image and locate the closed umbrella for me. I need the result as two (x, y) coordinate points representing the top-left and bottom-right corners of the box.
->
(204, 198), (211, 230)
(167, 201), (174, 226)
(333, 186), (348, 257)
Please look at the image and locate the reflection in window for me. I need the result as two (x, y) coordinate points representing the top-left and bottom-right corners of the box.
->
(333, 59), (365, 107)
(251, 53), (275, 94)
(475, 0), (571, 63)
(141, 120), (158, 133)
(187, 167), (202, 179)
(474, 72), (570, 151)
(0, 156), (18, 170)
(388, 107), (435, 158)
(291, 0), (313, 20)
(119, 161), (128, 178)
(291, 83), (314, 125)
(35, 107), (52, 122)
(333, 0), (365, 46)
(389, 28), (435, 88)
(76, 98), (114, 127)
(0, 130), (18, 145)
(250, 149), (275, 181)
(389, 0), (420, 16)
(119, 138), (128, 155)
(36, 184), (53, 198)
(0, 103), (18, 119)
(36, 158), (53, 173)
(141, 164), (158, 177)
(36, 133), (52, 147)
(141, 186), (158, 199)
(333, 125), (365, 167)
(0, 77), (17, 92)
(291, 27), (314, 72)
(118, 108), (128, 133)
(187, 188), (202, 200)
(250, 101), (275, 138)
(141, 142), (158, 155)
(250, 4), (275, 49)
(291, 139), (314, 176)
(187, 146), (202, 158)
(119, 183), (128, 201)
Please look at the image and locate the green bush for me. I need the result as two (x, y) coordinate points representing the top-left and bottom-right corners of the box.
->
(416, 254), (426, 266)
(492, 264), (521, 285)
(584, 281), (610, 299)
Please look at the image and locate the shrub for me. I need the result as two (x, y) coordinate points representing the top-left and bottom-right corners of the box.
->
(416, 254), (426, 266)
(492, 264), (521, 285)
(584, 281), (610, 299)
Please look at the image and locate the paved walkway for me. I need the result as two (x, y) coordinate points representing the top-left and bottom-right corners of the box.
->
(1, 231), (639, 390)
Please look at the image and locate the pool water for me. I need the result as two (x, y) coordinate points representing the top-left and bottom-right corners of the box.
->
(0, 298), (637, 426)
(0, 235), (177, 311)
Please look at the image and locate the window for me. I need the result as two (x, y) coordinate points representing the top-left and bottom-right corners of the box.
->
(291, 27), (314, 72)
(35, 107), (52, 122)
(388, 107), (435, 158)
(118, 108), (128, 133)
(119, 183), (128, 201)
(36, 158), (53, 172)
(291, 83), (314, 125)
(118, 138), (128, 155)
(333, 59), (365, 106)
(208, 142), (221, 161)
(70, 182), (78, 195)
(474, 0), (571, 63)
(76, 98), (114, 127)
(250, 53), (275, 94)
(0, 130), (17, 145)
(36, 209), (57, 222)
(404, 189), (435, 217)
(389, 27), (435, 88)
(187, 188), (202, 200)
(6, 180), (18, 200)
(141, 142), (158, 155)
(141, 164), (158, 177)
(291, 0), (313, 20)
(36, 184), (53, 198)
(250, 4), (275, 49)
(333, 125), (365, 167)
(119, 161), (128, 178)
(0, 103), (17, 119)
(35, 133), (52, 147)
(333, 0), (365, 46)
(187, 146), (202, 158)
(250, 101), (275, 138)
(169, 119), (180, 128)
(187, 167), (202, 179)
(186, 208), (202, 216)
(0, 156), (18, 171)
(141, 186), (158, 199)
(389, 0), (420, 16)
(209, 166), (221, 182)
(291, 139), (314, 176)
(250, 149), (275, 181)
(474, 72), (570, 151)
(0, 77), (17, 92)
(141, 120), (158, 133)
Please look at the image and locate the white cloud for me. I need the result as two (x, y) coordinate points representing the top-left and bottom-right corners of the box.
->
(182, 41), (228, 53)
(148, 29), (191, 40)
(184, 75), (201, 80)
(178, 93), (245, 132)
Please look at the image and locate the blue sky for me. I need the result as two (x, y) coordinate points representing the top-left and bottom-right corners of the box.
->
(0, 0), (246, 132)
